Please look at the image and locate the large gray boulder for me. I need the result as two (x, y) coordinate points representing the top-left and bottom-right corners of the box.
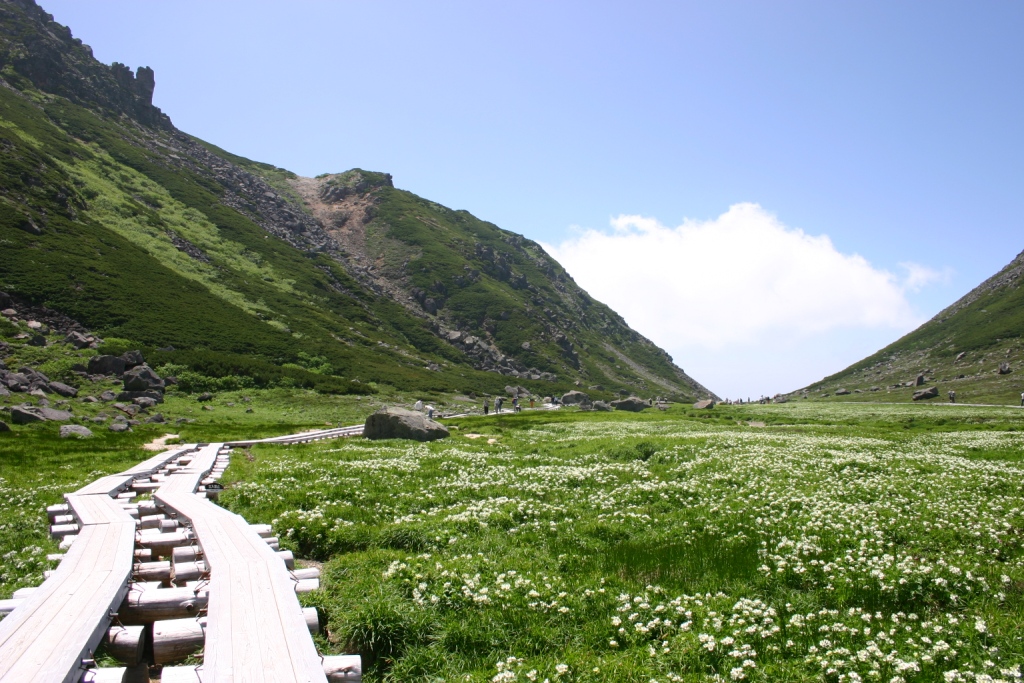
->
(123, 364), (165, 393)
(88, 355), (126, 377)
(835, 388), (851, 396)
(912, 386), (939, 401)
(0, 420), (9, 432)
(11, 405), (72, 424)
(60, 425), (93, 439)
(593, 400), (612, 412)
(561, 390), (590, 405)
(48, 381), (78, 398)
(693, 399), (715, 409)
(915, 374), (926, 386)
(109, 422), (131, 433)
(364, 406), (449, 442)
(64, 331), (93, 349)
(611, 396), (650, 412)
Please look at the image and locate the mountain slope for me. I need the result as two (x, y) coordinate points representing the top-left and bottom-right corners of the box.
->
(0, 0), (714, 401)
(796, 249), (1024, 404)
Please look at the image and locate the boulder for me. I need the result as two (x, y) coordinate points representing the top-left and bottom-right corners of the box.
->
(145, 413), (166, 424)
(197, 392), (214, 402)
(998, 362), (1012, 375)
(120, 350), (146, 369)
(99, 390), (117, 401)
(561, 390), (590, 405)
(64, 332), (93, 349)
(26, 334), (47, 347)
(693, 399), (715, 409)
(593, 400), (612, 411)
(955, 351), (966, 362)
(132, 396), (159, 409)
(60, 425), (93, 439)
(364, 406), (449, 442)
(122, 364), (165, 393)
(835, 389), (851, 396)
(0, 385), (8, 397)
(0, 420), (9, 432)
(915, 374), (926, 386)
(912, 386), (939, 401)
(11, 405), (72, 424)
(109, 422), (131, 433)
(89, 355), (126, 377)
(611, 397), (650, 412)
(3, 373), (29, 391)
(118, 390), (164, 404)
(48, 381), (78, 398)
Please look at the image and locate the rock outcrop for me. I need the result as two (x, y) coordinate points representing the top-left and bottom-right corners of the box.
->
(611, 397), (650, 412)
(912, 386), (939, 401)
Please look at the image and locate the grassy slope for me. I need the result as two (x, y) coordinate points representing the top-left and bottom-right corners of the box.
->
(797, 251), (1024, 405)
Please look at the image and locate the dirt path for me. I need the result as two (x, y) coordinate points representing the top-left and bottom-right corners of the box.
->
(142, 433), (181, 451)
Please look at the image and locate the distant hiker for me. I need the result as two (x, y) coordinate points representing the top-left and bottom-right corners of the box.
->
(512, 397), (520, 413)
(483, 399), (489, 415)
(948, 390), (956, 403)
(529, 398), (535, 409)
(1020, 391), (1024, 407)
(496, 397), (504, 413)
(413, 399), (424, 412)
(426, 405), (435, 419)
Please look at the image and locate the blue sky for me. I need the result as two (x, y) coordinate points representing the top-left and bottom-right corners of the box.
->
(41, 1), (1024, 398)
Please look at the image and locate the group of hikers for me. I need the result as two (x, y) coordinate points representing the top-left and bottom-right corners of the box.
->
(482, 395), (532, 415)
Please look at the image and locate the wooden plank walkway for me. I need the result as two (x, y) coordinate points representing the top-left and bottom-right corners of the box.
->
(0, 447), (192, 683)
(155, 444), (327, 683)
(0, 425), (365, 682)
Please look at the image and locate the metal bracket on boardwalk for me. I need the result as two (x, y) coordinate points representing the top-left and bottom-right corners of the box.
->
(0, 426), (365, 682)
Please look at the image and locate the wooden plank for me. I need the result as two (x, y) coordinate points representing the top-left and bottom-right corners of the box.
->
(65, 494), (135, 527)
(0, 520), (135, 683)
(155, 486), (326, 682)
(73, 474), (134, 497)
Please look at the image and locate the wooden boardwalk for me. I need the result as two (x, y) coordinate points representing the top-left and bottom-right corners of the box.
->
(0, 426), (364, 682)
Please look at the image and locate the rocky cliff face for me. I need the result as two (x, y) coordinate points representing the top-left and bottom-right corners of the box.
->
(0, 0), (170, 128)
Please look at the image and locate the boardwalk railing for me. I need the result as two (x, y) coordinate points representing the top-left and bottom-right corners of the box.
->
(0, 425), (364, 682)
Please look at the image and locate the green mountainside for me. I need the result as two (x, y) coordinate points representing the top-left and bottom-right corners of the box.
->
(795, 249), (1024, 405)
(0, 0), (713, 401)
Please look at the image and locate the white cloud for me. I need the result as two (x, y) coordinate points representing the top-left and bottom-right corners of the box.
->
(899, 261), (953, 292)
(544, 203), (937, 397)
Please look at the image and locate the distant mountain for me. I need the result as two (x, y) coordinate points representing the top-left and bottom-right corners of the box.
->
(796, 250), (1024, 404)
(0, 0), (714, 400)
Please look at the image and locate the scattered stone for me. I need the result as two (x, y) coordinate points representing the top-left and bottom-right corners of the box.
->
(26, 320), (42, 330)
(915, 374), (926, 386)
(561, 390), (590, 405)
(364, 406), (450, 442)
(593, 400), (612, 411)
(197, 392), (214, 402)
(835, 388), (851, 396)
(245, 407), (253, 413)
(48, 381), (78, 398)
(0, 308), (15, 317)
(91, 417), (107, 424)
(998, 362), (1012, 375)
(123, 364), (165, 393)
(0, 385), (8, 398)
(912, 386), (939, 401)
(60, 425), (93, 439)
(133, 396), (158, 409)
(64, 332), (93, 349)
(108, 422), (131, 433)
(120, 350), (146, 369)
(869, 387), (880, 392)
(27, 334), (47, 347)
(11, 405), (71, 423)
(0, 420), (9, 432)
(611, 397), (650, 412)
(145, 413), (166, 424)
(955, 351), (966, 362)
(99, 390), (117, 401)
(202, 405), (214, 411)
(118, 390), (163, 404)
(89, 355), (127, 377)
(693, 399), (715, 409)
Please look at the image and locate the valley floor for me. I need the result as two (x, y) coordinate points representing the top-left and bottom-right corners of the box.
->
(3, 402), (1023, 681)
